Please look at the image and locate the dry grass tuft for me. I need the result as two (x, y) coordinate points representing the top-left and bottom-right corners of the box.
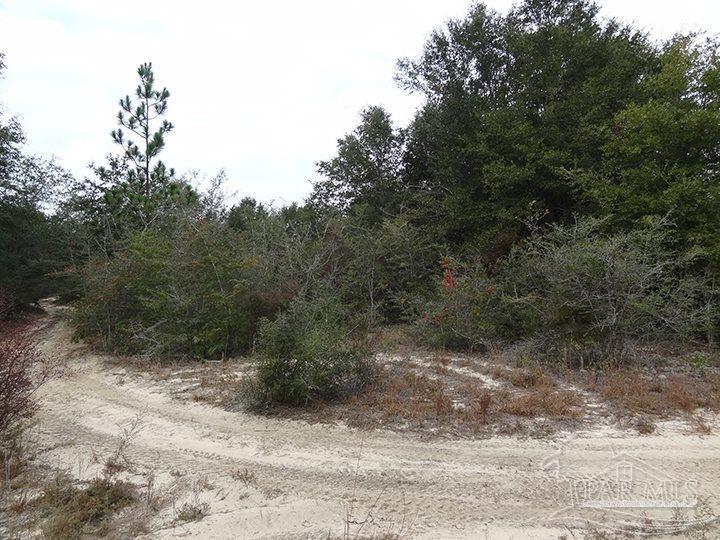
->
(592, 371), (720, 417)
(174, 501), (209, 524)
(499, 387), (580, 418)
(37, 475), (136, 539)
(665, 375), (702, 412)
(635, 417), (656, 435)
(366, 371), (455, 422)
(461, 385), (493, 424)
(291, 366), (490, 435)
(490, 365), (552, 389)
(231, 468), (257, 487)
(688, 415), (712, 436)
(367, 325), (417, 354)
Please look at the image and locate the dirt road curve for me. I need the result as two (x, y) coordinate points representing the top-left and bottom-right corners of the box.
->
(29, 309), (720, 539)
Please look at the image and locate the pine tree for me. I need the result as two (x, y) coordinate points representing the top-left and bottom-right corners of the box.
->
(111, 62), (174, 199)
(91, 62), (195, 232)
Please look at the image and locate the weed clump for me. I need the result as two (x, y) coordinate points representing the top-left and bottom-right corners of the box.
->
(0, 320), (57, 474)
(0, 328), (40, 438)
(499, 387), (581, 418)
(174, 501), (209, 524)
(636, 417), (656, 434)
(38, 476), (136, 539)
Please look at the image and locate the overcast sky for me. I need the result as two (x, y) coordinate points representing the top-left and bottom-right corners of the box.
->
(1, 0), (719, 205)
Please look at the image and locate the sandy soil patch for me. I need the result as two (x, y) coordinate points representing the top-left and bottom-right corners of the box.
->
(4, 309), (720, 538)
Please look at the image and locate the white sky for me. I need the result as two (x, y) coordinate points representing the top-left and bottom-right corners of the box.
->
(1, 0), (719, 205)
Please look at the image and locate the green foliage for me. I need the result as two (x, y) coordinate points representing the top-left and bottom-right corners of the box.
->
(504, 218), (714, 359)
(412, 258), (533, 350)
(420, 217), (716, 362)
(74, 217), (279, 359)
(71, 62), (197, 252)
(684, 351), (712, 374)
(311, 106), (403, 227)
(580, 36), (720, 266)
(0, 53), (74, 311)
(255, 293), (374, 406)
(227, 197), (270, 232)
(0, 195), (79, 311)
(5, 0), (720, 392)
(339, 215), (441, 322)
(391, 0), (659, 251)
(67, 3), (720, 368)
(302, 0), (718, 273)
(106, 61), (180, 210)
(0, 202), (54, 307)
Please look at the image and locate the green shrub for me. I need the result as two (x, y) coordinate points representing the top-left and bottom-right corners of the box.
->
(411, 257), (534, 351)
(74, 218), (281, 359)
(339, 216), (441, 323)
(416, 218), (717, 363)
(504, 218), (715, 363)
(684, 351), (712, 374)
(255, 293), (374, 406)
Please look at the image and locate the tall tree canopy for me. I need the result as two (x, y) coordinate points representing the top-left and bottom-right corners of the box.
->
(396, 0), (659, 251)
(310, 106), (404, 226)
(315, 0), (719, 267)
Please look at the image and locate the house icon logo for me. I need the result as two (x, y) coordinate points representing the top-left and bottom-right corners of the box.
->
(538, 443), (716, 535)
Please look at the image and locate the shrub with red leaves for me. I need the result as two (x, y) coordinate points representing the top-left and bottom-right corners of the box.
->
(441, 258), (458, 292)
(0, 322), (48, 436)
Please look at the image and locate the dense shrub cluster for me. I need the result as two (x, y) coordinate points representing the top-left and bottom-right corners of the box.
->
(504, 219), (714, 359)
(418, 218), (717, 365)
(73, 205), (438, 362)
(74, 217), (281, 359)
(255, 293), (374, 406)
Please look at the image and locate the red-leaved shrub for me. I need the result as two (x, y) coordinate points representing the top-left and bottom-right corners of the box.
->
(0, 322), (50, 436)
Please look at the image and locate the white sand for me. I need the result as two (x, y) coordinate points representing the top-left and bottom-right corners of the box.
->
(28, 309), (720, 539)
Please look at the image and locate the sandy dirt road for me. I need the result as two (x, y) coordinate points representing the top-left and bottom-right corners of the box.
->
(27, 309), (720, 539)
